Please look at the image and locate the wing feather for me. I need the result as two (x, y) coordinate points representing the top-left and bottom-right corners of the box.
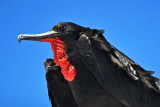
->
(77, 32), (160, 107)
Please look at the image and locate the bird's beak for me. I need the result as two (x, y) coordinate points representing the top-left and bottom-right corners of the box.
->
(18, 31), (58, 43)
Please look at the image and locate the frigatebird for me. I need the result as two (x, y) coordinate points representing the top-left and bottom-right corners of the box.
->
(18, 22), (160, 107)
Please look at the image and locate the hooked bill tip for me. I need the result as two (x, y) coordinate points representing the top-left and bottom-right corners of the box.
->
(18, 34), (23, 43)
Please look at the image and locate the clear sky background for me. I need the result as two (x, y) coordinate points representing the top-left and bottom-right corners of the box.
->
(0, 0), (160, 107)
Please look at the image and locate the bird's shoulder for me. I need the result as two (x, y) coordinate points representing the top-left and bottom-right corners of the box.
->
(85, 32), (160, 92)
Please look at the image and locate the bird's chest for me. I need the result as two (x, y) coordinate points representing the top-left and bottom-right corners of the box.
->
(67, 59), (107, 107)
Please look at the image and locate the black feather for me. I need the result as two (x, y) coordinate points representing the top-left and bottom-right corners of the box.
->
(44, 59), (77, 107)
(66, 27), (160, 107)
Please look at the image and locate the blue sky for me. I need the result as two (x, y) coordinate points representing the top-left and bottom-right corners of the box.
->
(0, 0), (160, 107)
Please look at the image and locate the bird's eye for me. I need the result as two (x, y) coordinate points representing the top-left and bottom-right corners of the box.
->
(59, 26), (66, 32)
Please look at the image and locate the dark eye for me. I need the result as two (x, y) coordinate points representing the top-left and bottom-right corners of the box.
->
(59, 26), (66, 32)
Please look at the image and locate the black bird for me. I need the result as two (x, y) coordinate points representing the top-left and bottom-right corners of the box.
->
(18, 22), (160, 107)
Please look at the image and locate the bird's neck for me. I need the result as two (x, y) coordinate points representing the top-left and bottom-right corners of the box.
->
(50, 37), (76, 81)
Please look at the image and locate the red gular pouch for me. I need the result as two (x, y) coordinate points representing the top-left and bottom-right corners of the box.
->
(39, 37), (76, 81)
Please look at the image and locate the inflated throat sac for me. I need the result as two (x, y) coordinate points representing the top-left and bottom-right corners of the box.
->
(40, 37), (76, 81)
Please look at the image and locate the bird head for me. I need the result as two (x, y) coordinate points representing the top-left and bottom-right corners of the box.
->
(18, 22), (84, 43)
(18, 22), (85, 81)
